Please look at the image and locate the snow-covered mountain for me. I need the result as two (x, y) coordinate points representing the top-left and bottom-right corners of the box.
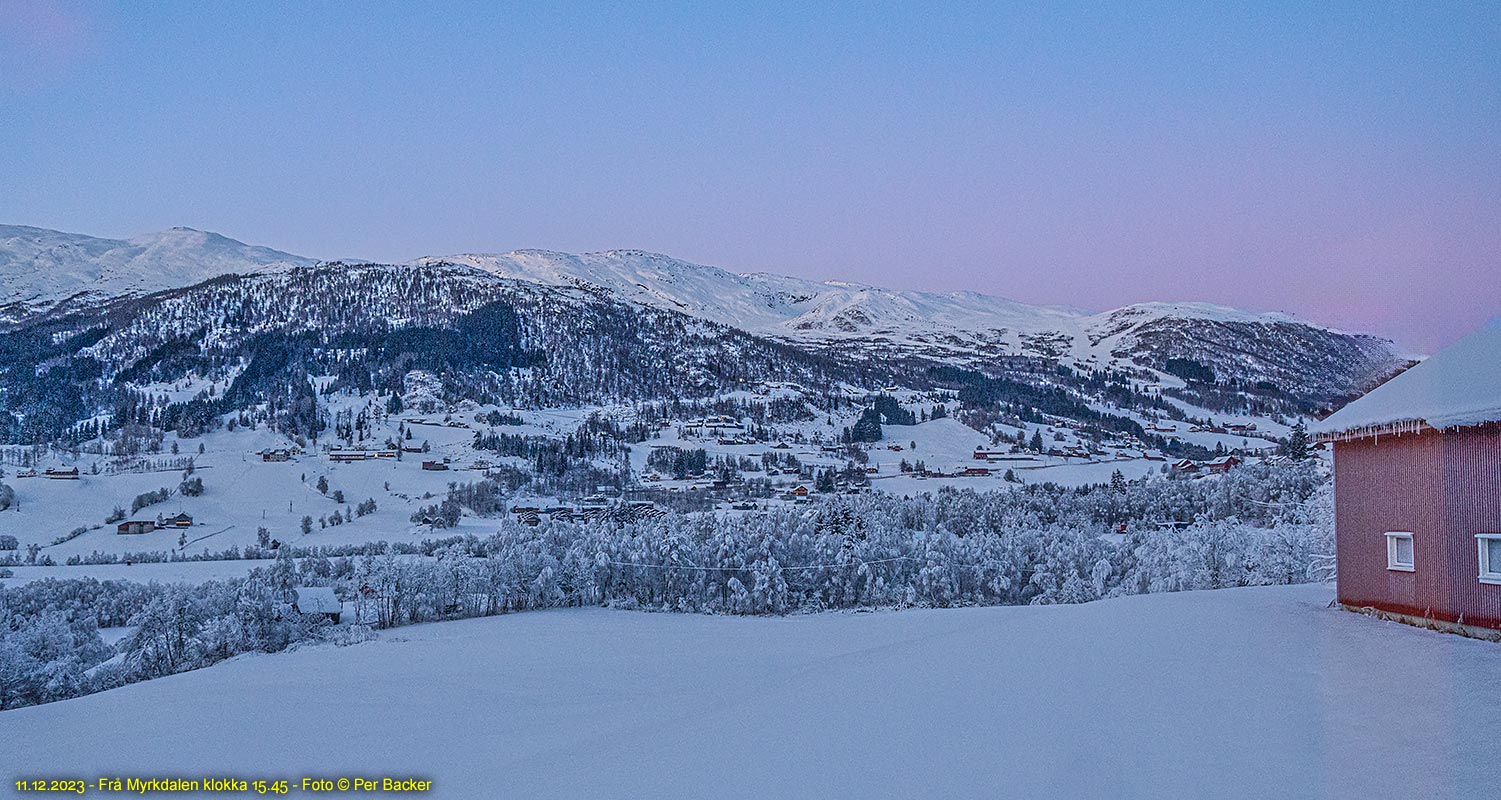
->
(420, 249), (1085, 343)
(0, 225), (315, 320)
(418, 249), (1403, 395)
(0, 225), (1406, 402)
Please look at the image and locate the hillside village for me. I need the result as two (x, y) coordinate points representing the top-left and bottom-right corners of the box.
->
(0, 366), (1318, 573)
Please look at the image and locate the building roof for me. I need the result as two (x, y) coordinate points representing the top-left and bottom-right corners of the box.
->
(294, 587), (341, 615)
(1314, 318), (1501, 437)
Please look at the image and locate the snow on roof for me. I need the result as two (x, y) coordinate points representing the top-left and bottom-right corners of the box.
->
(294, 587), (341, 615)
(1313, 318), (1501, 436)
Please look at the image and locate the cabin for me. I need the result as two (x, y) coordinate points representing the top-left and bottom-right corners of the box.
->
(790, 485), (810, 497)
(421, 461), (448, 471)
(44, 467), (80, 480)
(293, 587), (342, 624)
(116, 520), (156, 535)
(261, 449), (292, 462)
(961, 466), (992, 477)
(328, 450), (369, 462)
(1206, 455), (1242, 474)
(1170, 459), (1199, 474)
(163, 512), (193, 528)
(1313, 320), (1501, 635)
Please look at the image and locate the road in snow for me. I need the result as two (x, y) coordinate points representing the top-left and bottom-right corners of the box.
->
(6, 584), (1499, 799)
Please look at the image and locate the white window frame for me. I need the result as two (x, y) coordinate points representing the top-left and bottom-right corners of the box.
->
(1476, 534), (1501, 585)
(1385, 531), (1415, 572)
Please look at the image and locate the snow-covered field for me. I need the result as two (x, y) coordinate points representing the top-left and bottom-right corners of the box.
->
(7, 584), (1497, 799)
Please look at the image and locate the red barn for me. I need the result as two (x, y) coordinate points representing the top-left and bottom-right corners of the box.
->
(1314, 321), (1501, 635)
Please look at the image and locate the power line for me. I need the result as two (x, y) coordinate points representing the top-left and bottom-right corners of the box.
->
(599, 555), (914, 572)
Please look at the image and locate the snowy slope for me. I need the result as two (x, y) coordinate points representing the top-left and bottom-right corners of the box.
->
(0, 225), (315, 319)
(5, 584), (1498, 799)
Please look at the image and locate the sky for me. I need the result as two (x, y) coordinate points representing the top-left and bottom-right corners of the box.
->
(1, 1), (1497, 352)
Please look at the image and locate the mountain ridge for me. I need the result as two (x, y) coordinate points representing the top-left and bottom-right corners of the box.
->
(0, 224), (1408, 404)
(1, 224), (1351, 340)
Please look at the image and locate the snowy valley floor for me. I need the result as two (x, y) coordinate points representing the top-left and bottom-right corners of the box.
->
(6, 584), (1500, 799)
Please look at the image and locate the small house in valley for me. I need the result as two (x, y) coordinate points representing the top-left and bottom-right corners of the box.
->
(117, 520), (157, 535)
(1206, 455), (1242, 474)
(1313, 320), (1501, 635)
(293, 587), (342, 623)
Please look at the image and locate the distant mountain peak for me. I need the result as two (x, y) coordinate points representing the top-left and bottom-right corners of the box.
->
(0, 224), (314, 320)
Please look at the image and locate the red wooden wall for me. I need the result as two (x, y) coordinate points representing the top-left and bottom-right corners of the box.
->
(1333, 422), (1501, 628)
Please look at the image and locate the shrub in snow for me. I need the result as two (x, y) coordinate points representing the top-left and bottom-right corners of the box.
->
(331, 624), (376, 647)
(131, 488), (170, 513)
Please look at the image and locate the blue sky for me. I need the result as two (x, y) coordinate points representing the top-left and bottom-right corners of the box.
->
(2, 0), (1497, 350)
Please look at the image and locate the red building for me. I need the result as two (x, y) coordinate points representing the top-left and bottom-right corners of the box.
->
(1314, 321), (1501, 634)
(1205, 455), (1241, 474)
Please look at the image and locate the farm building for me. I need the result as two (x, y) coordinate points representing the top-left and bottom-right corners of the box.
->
(1205, 455), (1242, 474)
(293, 587), (342, 623)
(1314, 319), (1501, 635)
(163, 512), (194, 528)
(116, 520), (156, 535)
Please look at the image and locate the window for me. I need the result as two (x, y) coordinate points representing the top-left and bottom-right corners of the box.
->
(1477, 534), (1501, 585)
(1386, 532), (1415, 572)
